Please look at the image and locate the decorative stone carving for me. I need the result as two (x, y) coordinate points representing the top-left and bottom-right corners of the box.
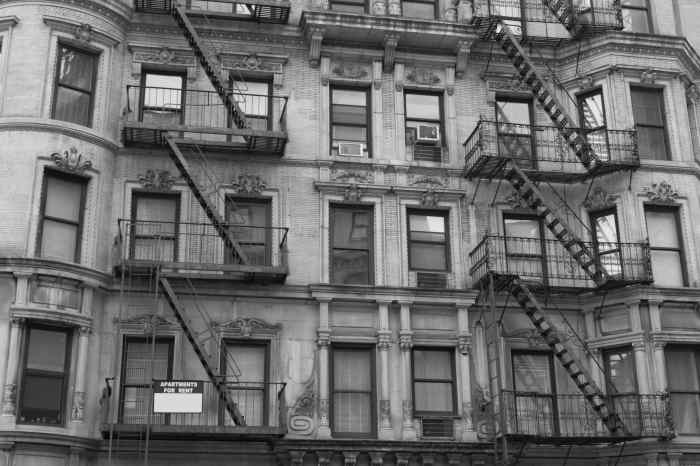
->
(331, 169), (373, 184)
(687, 83), (700, 102)
(399, 331), (413, 350)
(317, 329), (331, 347)
(409, 175), (447, 187)
(318, 398), (330, 429)
(71, 391), (86, 421)
(218, 317), (281, 337)
(641, 68), (657, 84)
(1, 384), (16, 416)
(457, 333), (471, 355)
(577, 73), (594, 90)
(225, 53), (284, 74)
(290, 451), (305, 466)
(421, 454), (435, 466)
(332, 61), (369, 80)
(504, 190), (528, 209)
(462, 401), (473, 431)
(401, 399), (412, 424)
(377, 330), (392, 350)
(405, 68), (441, 86)
(583, 186), (617, 210)
(395, 453), (411, 466)
(344, 184), (363, 202)
(383, 34), (399, 72)
(117, 313), (176, 333)
(455, 40), (472, 78)
(369, 452), (385, 466)
(231, 174), (267, 194)
(643, 181), (679, 203)
(74, 23), (92, 42)
(388, 0), (401, 15)
(131, 45), (194, 66)
(137, 169), (177, 191)
(372, 0), (386, 14)
(50, 147), (93, 173)
(343, 451), (360, 466)
(309, 28), (324, 67)
(289, 375), (315, 435)
(420, 189), (440, 207)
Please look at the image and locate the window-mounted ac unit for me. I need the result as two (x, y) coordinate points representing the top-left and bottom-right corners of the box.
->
(417, 125), (440, 143)
(420, 417), (454, 438)
(338, 142), (365, 156)
(416, 272), (448, 289)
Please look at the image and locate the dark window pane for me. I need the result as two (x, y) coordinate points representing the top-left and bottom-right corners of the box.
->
(332, 249), (370, 284)
(409, 243), (445, 270)
(504, 217), (540, 239)
(54, 87), (91, 126)
(414, 349), (451, 379)
(135, 196), (178, 224)
(41, 219), (78, 261)
(622, 8), (650, 33)
(57, 47), (95, 91)
(333, 392), (372, 432)
(631, 88), (664, 126)
(20, 374), (64, 424)
(406, 94), (440, 120)
(333, 89), (366, 106)
(332, 104), (367, 125)
(333, 209), (370, 248)
(26, 329), (67, 372)
(333, 348), (372, 434)
(333, 125), (367, 142)
(512, 353), (552, 393)
(637, 126), (669, 160)
(330, 2), (365, 12)
(123, 341), (171, 384)
(415, 382), (453, 411)
(605, 349), (636, 393)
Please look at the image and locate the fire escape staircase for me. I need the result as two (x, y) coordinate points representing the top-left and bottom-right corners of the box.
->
(475, 11), (632, 440)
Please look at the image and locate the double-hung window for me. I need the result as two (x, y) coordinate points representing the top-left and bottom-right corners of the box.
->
(631, 86), (669, 160)
(225, 197), (272, 266)
(495, 97), (534, 167)
(402, 0), (437, 19)
(644, 206), (686, 287)
(232, 79), (271, 131)
(666, 347), (700, 434)
(503, 214), (546, 282)
(329, 0), (366, 13)
(140, 72), (185, 126)
(577, 89), (609, 161)
(130, 192), (179, 263)
(511, 351), (556, 436)
(37, 170), (87, 263)
(18, 325), (72, 425)
(222, 341), (269, 426)
(407, 210), (449, 272)
(405, 92), (443, 162)
(621, 0), (651, 33)
(412, 348), (456, 416)
(603, 347), (640, 432)
(590, 209), (622, 278)
(331, 345), (375, 437)
(331, 87), (370, 157)
(330, 204), (373, 285)
(52, 44), (98, 127)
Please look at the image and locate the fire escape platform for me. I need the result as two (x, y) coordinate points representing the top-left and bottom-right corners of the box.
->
(135, 0), (291, 24)
(101, 423), (286, 441)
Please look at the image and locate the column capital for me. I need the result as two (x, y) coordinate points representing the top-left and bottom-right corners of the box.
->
(421, 454), (435, 466)
(458, 333), (471, 355)
(316, 451), (333, 466)
(316, 297), (333, 304)
(342, 451), (359, 466)
(9, 317), (24, 328)
(632, 340), (646, 350)
(446, 454), (462, 466)
(368, 452), (384, 466)
(289, 451), (305, 466)
(395, 453), (411, 466)
(78, 326), (92, 336)
(317, 329), (331, 347)
(399, 331), (413, 350)
(377, 330), (392, 350)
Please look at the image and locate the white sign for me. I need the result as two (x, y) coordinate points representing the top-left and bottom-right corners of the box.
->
(153, 380), (203, 413)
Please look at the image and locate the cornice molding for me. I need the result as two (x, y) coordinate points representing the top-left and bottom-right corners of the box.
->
(0, 257), (111, 288)
(2, 0), (131, 28)
(11, 305), (92, 329)
(0, 16), (19, 32)
(43, 15), (121, 47)
(0, 118), (120, 151)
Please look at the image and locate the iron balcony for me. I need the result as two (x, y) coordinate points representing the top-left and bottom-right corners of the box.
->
(134, 0), (291, 23)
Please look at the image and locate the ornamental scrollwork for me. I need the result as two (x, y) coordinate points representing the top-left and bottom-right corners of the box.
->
(137, 169), (177, 191)
(231, 174), (267, 194)
(331, 61), (369, 80)
(50, 147), (93, 173)
(643, 181), (679, 203)
(583, 186), (617, 210)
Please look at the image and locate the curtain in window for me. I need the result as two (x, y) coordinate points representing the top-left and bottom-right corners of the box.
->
(121, 340), (171, 424)
(53, 46), (96, 126)
(413, 349), (453, 413)
(333, 349), (372, 434)
(631, 88), (668, 159)
(645, 209), (684, 287)
(512, 353), (554, 435)
(133, 196), (177, 262)
(224, 344), (266, 426)
(332, 207), (371, 285)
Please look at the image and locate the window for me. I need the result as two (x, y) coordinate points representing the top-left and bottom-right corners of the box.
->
(119, 337), (173, 424)
(407, 210), (449, 272)
(331, 346), (375, 437)
(140, 71), (185, 126)
(232, 79), (271, 130)
(603, 347), (640, 432)
(644, 206), (686, 287)
(621, 0), (651, 33)
(631, 87), (669, 160)
(222, 341), (268, 426)
(329, 0), (366, 13)
(37, 170), (87, 263)
(52, 44), (98, 127)
(511, 351), (556, 435)
(405, 92), (444, 162)
(225, 197), (271, 266)
(330, 205), (373, 285)
(577, 89), (609, 161)
(18, 325), (71, 425)
(495, 97), (534, 167)
(503, 214), (546, 282)
(331, 87), (370, 157)
(130, 192), (179, 262)
(412, 348), (456, 416)
(402, 0), (436, 19)
(590, 209), (622, 278)
(665, 347), (700, 434)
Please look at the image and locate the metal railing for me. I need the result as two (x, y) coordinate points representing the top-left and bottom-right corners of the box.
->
(114, 381), (286, 429)
(501, 391), (672, 438)
(116, 219), (289, 270)
(472, 0), (622, 29)
(464, 120), (638, 177)
(469, 235), (652, 288)
(135, 0), (291, 16)
(125, 85), (288, 134)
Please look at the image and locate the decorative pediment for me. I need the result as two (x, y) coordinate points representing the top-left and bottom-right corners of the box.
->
(409, 175), (447, 188)
(137, 169), (177, 191)
(481, 72), (530, 93)
(217, 317), (281, 337)
(50, 147), (93, 174)
(420, 189), (440, 207)
(222, 53), (285, 74)
(643, 181), (680, 203)
(43, 16), (120, 48)
(118, 313), (177, 332)
(405, 67), (442, 86)
(231, 174), (267, 194)
(130, 45), (195, 66)
(344, 184), (363, 202)
(504, 190), (528, 209)
(583, 187), (618, 211)
(640, 68), (657, 84)
(577, 73), (595, 90)
(330, 169), (373, 184)
(331, 60), (370, 80)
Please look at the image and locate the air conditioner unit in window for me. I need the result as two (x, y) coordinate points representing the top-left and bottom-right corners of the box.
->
(417, 125), (440, 143)
(338, 142), (365, 156)
(420, 417), (454, 438)
(416, 272), (448, 289)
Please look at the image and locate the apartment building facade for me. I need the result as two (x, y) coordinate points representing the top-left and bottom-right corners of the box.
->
(0, 0), (700, 464)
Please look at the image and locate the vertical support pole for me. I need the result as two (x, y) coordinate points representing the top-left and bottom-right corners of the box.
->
(1, 318), (23, 417)
(393, 64), (406, 161)
(372, 60), (383, 160)
(652, 341), (667, 392)
(317, 298), (332, 438)
(398, 301), (416, 440)
(71, 327), (91, 422)
(457, 305), (475, 440)
(377, 300), (393, 439)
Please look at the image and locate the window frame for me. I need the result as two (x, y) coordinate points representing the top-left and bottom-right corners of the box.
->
(36, 168), (88, 263)
(589, 207), (623, 280)
(330, 85), (371, 158)
(630, 85), (670, 160)
(495, 96), (536, 168)
(330, 203), (374, 285)
(328, 0), (367, 13)
(118, 335), (174, 424)
(644, 204), (687, 286)
(230, 77), (273, 131)
(129, 191), (181, 262)
(330, 344), (377, 438)
(577, 87), (611, 161)
(621, 0), (652, 33)
(407, 209), (450, 272)
(401, 0), (438, 20)
(51, 43), (99, 127)
(602, 346), (638, 395)
(411, 346), (457, 417)
(511, 350), (559, 436)
(502, 213), (548, 283)
(404, 90), (445, 161)
(225, 196), (272, 266)
(665, 345), (700, 435)
(17, 323), (73, 426)
(139, 69), (187, 125)
(220, 339), (270, 426)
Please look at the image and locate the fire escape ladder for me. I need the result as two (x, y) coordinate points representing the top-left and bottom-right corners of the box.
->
(542, 0), (581, 35)
(170, 5), (248, 132)
(486, 21), (600, 172)
(165, 136), (250, 265)
(507, 277), (628, 436)
(504, 162), (608, 286)
(159, 276), (246, 426)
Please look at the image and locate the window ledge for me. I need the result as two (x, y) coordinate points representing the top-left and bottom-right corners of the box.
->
(0, 117), (120, 152)
(0, 256), (112, 287)
(10, 305), (92, 328)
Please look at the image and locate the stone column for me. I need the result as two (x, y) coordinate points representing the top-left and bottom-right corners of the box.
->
(71, 327), (91, 422)
(648, 300), (662, 332)
(377, 300), (393, 439)
(13, 273), (31, 306)
(372, 60), (384, 160)
(445, 67), (457, 163)
(0, 442), (13, 466)
(393, 64), (406, 161)
(457, 306), (474, 440)
(398, 301), (416, 440)
(317, 298), (332, 438)
(652, 341), (667, 392)
(1, 318), (24, 417)
(589, 348), (603, 389)
(632, 341), (650, 394)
